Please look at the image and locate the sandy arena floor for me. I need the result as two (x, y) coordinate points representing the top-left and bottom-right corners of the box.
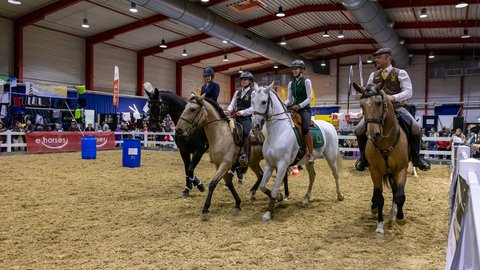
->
(0, 150), (450, 269)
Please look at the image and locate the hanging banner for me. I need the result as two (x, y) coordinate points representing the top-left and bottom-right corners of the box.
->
(26, 132), (115, 154)
(348, 65), (354, 95)
(113, 66), (119, 107)
(358, 54), (364, 87)
(25, 81), (67, 97)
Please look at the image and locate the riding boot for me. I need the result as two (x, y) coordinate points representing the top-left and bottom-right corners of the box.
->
(411, 134), (431, 171)
(355, 134), (369, 171)
(304, 132), (314, 164)
(238, 137), (250, 165)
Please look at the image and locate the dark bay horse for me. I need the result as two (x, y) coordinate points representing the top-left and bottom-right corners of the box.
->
(146, 88), (207, 197)
(353, 82), (409, 235)
(175, 94), (265, 220)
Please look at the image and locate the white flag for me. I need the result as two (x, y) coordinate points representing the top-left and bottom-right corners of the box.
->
(348, 65), (353, 95)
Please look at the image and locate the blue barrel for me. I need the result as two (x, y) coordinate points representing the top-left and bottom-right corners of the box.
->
(122, 139), (141, 168)
(81, 136), (97, 159)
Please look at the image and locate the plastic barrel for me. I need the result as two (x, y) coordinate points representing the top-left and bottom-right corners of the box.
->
(81, 136), (97, 159)
(122, 139), (141, 168)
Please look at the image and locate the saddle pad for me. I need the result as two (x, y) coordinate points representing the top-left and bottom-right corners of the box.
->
(310, 124), (325, 148)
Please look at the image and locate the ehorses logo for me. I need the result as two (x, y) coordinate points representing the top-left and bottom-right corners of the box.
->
(95, 137), (108, 147)
(35, 136), (69, 149)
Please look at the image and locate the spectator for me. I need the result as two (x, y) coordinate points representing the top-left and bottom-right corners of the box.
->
(102, 121), (110, 131)
(11, 121), (25, 151)
(466, 124), (478, 145)
(69, 121), (81, 132)
(85, 123), (95, 132)
(427, 127), (439, 158)
(0, 121), (7, 152)
(436, 132), (452, 159)
(24, 120), (35, 132)
(451, 128), (466, 145)
(472, 130), (480, 158)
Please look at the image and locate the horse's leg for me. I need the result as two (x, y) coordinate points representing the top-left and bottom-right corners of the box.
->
(202, 163), (234, 221)
(223, 168), (243, 211)
(325, 151), (345, 201)
(189, 149), (206, 192)
(370, 171), (385, 234)
(259, 164), (274, 196)
(393, 169), (407, 225)
(262, 162), (288, 222)
(301, 163), (316, 207)
(248, 161), (263, 201)
(283, 173), (289, 201)
(180, 150), (193, 197)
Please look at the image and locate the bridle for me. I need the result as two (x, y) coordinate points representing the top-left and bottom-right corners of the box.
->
(147, 98), (166, 125)
(253, 89), (290, 123)
(179, 97), (224, 128)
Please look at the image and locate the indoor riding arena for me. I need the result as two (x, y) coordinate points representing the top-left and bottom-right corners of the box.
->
(1, 0), (479, 269)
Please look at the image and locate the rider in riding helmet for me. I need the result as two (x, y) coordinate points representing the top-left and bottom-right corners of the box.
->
(285, 59), (315, 164)
(354, 48), (430, 172)
(201, 67), (220, 102)
(227, 71), (255, 166)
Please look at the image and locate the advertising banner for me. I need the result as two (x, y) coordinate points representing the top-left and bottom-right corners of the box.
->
(25, 81), (67, 97)
(26, 132), (115, 154)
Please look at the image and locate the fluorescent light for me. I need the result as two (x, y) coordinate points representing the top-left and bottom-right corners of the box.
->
(201, 0), (210, 2)
(455, 0), (468, 8)
(275, 6), (285, 17)
(222, 40), (228, 44)
(320, 59), (326, 67)
(322, 30), (330, 38)
(366, 57), (373, 63)
(461, 29), (470, 39)
(337, 30), (344, 39)
(280, 37), (286, 46)
(273, 65), (278, 69)
(81, 18), (90, 28)
(8, 0), (21, 4)
(129, 2), (138, 13)
(419, 8), (427, 19)
(428, 51), (435, 59)
(159, 39), (167, 48)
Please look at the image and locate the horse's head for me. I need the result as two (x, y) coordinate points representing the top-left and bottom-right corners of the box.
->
(353, 81), (388, 142)
(146, 88), (169, 132)
(176, 93), (207, 136)
(252, 82), (275, 129)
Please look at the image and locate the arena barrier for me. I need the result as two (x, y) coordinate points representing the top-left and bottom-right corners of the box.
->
(0, 131), (454, 158)
(445, 145), (480, 269)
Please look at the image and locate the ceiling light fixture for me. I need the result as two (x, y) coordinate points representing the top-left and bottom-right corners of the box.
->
(455, 0), (469, 9)
(159, 39), (167, 48)
(399, 39), (405, 45)
(222, 40), (228, 44)
(81, 18), (90, 28)
(273, 65), (278, 69)
(419, 8), (428, 19)
(461, 29), (471, 39)
(337, 30), (344, 39)
(223, 54), (229, 62)
(428, 51), (435, 59)
(320, 59), (326, 67)
(238, 68), (243, 74)
(201, 0), (210, 2)
(366, 57), (373, 63)
(8, 0), (21, 4)
(182, 48), (188, 57)
(129, 2), (138, 13)
(280, 37), (287, 46)
(275, 6), (285, 17)
(322, 30), (330, 38)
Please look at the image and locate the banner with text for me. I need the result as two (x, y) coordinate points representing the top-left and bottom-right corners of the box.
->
(26, 132), (115, 154)
(25, 81), (68, 97)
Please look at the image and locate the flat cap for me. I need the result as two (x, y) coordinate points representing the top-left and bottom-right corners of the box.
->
(373, 48), (392, 56)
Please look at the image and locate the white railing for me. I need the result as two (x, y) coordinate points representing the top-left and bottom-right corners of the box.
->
(445, 145), (480, 269)
(0, 131), (176, 153)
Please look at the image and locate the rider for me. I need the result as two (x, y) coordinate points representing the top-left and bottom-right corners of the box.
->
(227, 71), (255, 165)
(354, 48), (431, 171)
(201, 67), (220, 102)
(285, 59), (315, 164)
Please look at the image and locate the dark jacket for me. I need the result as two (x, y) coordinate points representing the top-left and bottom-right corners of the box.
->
(201, 82), (220, 101)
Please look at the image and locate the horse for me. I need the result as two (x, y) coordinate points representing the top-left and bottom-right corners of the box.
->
(174, 93), (266, 220)
(252, 82), (344, 223)
(145, 88), (207, 197)
(352, 82), (409, 235)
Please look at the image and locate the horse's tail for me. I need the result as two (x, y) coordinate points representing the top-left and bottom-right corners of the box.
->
(383, 174), (395, 188)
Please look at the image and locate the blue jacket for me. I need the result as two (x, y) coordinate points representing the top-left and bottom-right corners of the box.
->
(201, 82), (220, 102)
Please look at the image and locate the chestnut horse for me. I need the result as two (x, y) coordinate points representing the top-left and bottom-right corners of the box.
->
(353, 82), (409, 234)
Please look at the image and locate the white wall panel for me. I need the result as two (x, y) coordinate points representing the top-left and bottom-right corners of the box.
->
(23, 26), (84, 84)
(0, 17), (13, 77)
(94, 43), (136, 95)
(144, 57), (176, 92)
(405, 55), (426, 105)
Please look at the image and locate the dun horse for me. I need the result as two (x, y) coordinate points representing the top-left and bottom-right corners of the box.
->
(252, 82), (344, 222)
(175, 94), (265, 220)
(353, 82), (409, 235)
(146, 87), (207, 197)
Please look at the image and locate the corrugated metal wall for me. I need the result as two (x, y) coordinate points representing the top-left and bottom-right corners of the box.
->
(23, 26), (84, 85)
(144, 57), (176, 92)
(0, 17), (13, 77)
(94, 43), (136, 95)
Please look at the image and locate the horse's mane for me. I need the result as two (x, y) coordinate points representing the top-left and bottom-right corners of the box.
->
(157, 90), (187, 106)
(190, 96), (227, 119)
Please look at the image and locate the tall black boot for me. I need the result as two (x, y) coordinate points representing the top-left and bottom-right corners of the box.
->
(238, 137), (250, 165)
(355, 134), (369, 171)
(411, 134), (431, 171)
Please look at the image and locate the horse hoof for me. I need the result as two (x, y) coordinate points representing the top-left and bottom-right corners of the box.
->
(277, 193), (284, 202)
(197, 183), (205, 192)
(182, 189), (190, 197)
(375, 222), (384, 235)
(302, 200), (309, 208)
(371, 207), (378, 215)
(202, 212), (210, 221)
(262, 212), (271, 223)
(396, 217), (407, 225)
(337, 193), (345, 201)
(283, 196), (289, 202)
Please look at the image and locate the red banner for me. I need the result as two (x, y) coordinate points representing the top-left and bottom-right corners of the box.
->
(26, 132), (116, 154)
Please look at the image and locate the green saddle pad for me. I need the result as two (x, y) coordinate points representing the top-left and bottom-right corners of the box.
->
(293, 123), (324, 148)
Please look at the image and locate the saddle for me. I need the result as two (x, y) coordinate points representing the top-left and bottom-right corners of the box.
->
(395, 110), (412, 139)
(229, 118), (244, 146)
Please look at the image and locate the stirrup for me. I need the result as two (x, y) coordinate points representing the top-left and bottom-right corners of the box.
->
(414, 159), (431, 171)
